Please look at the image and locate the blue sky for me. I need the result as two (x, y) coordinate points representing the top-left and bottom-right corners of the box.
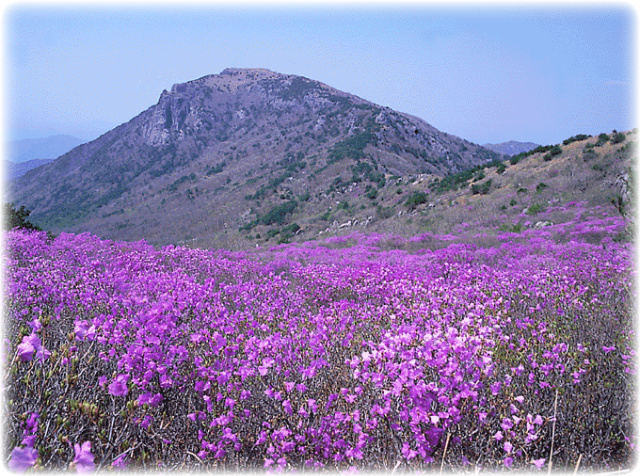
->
(4, 2), (636, 146)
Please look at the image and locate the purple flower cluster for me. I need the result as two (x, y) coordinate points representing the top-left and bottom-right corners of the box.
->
(5, 224), (633, 471)
(8, 413), (40, 472)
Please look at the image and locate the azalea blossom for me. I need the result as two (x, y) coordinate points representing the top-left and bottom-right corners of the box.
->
(17, 333), (50, 362)
(73, 441), (95, 473)
(108, 374), (129, 397)
(8, 446), (38, 472)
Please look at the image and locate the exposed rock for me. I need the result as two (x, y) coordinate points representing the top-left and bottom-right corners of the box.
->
(533, 221), (553, 229)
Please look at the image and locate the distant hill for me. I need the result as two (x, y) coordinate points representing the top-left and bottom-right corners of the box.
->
(9, 68), (501, 247)
(5, 158), (54, 180)
(482, 140), (540, 156)
(7, 135), (85, 163)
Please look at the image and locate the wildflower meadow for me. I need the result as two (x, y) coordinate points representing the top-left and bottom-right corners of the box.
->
(3, 216), (635, 472)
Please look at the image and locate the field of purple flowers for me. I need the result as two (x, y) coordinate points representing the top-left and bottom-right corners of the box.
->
(4, 217), (634, 472)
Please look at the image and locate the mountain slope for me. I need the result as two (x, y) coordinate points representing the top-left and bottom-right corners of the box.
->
(9, 68), (500, 246)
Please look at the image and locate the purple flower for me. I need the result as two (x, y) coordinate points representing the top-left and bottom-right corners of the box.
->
(25, 412), (40, 431)
(532, 458), (546, 470)
(504, 456), (513, 468)
(8, 446), (38, 472)
(603, 345), (616, 354)
(17, 333), (49, 362)
(74, 320), (96, 341)
(112, 453), (127, 469)
(108, 374), (129, 397)
(500, 418), (513, 431)
(73, 441), (95, 473)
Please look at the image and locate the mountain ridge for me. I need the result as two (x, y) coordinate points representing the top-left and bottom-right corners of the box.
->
(482, 140), (540, 156)
(5, 159), (54, 180)
(9, 68), (501, 246)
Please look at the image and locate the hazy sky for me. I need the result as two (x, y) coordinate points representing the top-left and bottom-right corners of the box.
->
(4, 2), (636, 146)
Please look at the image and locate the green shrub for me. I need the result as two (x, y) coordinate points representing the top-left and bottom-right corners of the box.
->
(278, 223), (301, 243)
(596, 133), (610, 146)
(376, 205), (394, 219)
(536, 183), (548, 193)
(527, 203), (547, 215)
(4, 203), (42, 231)
(167, 173), (197, 192)
(431, 167), (477, 193)
(327, 126), (378, 164)
(499, 222), (523, 232)
(474, 171), (486, 182)
(471, 179), (492, 195)
(205, 162), (226, 176)
(563, 134), (589, 145)
(543, 145), (562, 161)
(405, 191), (428, 209)
(611, 131), (626, 144)
(261, 200), (298, 226)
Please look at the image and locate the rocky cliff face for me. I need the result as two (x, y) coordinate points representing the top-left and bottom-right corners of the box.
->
(10, 68), (501, 246)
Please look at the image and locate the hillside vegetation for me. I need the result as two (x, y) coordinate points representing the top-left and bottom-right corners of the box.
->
(224, 129), (634, 250)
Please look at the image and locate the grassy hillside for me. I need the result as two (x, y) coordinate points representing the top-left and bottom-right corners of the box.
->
(212, 129), (634, 249)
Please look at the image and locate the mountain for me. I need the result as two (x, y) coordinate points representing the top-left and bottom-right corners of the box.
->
(5, 159), (54, 180)
(9, 68), (501, 247)
(482, 140), (540, 156)
(7, 135), (85, 163)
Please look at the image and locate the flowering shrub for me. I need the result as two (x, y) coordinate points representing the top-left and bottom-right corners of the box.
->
(4, 223), (634, 472)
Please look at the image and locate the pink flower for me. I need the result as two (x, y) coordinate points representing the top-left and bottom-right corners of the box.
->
(108, 374), (129, 397)
(532, 458), (546, 469)
(8, 446), (38, 472)
(112, 453), (127, 469)
(17, 333), (50, 362)
(73, 441), (95, 473)
(74, 320), (96, 341)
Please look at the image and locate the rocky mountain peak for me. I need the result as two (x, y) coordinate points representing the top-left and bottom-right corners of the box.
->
(10, 68), (502, 247)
